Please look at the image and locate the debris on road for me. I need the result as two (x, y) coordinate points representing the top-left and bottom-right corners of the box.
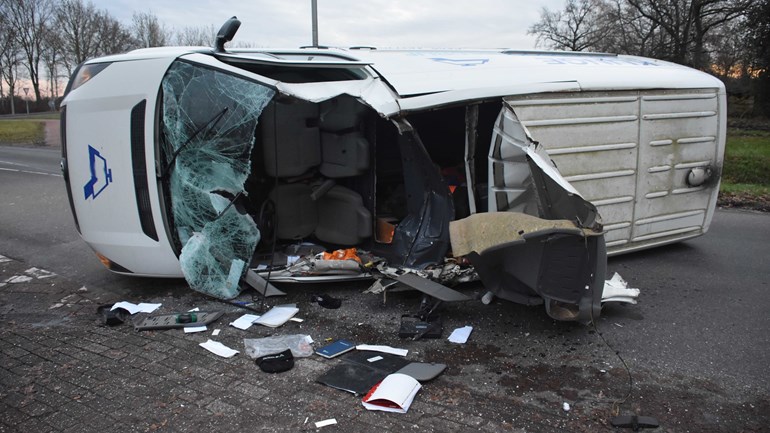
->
(448, 325), (473, 344)
(199, 339), (239, 358)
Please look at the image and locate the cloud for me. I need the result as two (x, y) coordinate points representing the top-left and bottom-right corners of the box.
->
(90, 0), (565, 49)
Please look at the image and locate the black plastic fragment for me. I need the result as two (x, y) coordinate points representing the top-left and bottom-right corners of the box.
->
(97, 304), (128, 326)
(311, 293), (342, 309)
(610, 415), (660, 431)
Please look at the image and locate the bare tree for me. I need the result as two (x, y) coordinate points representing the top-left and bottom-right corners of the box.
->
(744, 0), (770, 116)
(54, 0), (103, 74)
(0, 9), (21, 114)
(2, 0), (55, 102)
(98, 12), (138, 55)
(132, 11), (171, 48)
(528, 0), (611, 51)
(625, 0), (752, 69)
(175, 25), (216, 47)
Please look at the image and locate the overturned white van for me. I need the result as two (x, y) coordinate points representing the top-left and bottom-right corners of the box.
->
(60, 18), (725, 323)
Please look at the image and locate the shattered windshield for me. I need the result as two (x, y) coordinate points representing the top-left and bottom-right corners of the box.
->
(160, 60), (275, 298)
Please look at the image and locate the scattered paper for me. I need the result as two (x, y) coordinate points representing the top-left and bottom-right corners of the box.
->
(230, 314), (260, 330)
(367, 355), (384, 363)
(362, 373), (421, 413)
(212, 329), (221, 336)
(356, 344), (408, 356)
(254, 306), (299, 327)
(25, 267), (56, 279)
(188, 307), (200, 312)
(448, 326), (473, 343)
(314, 419), (337, 428)
(199, 339), (239, 358)
(290, 317), (304, 323)
(563, 402), (571, 412)
(184, 326), (207, 333)
(111, 302), (161, 315)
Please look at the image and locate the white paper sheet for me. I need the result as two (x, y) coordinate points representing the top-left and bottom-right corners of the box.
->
(254, 306), (299, 327)
(356, 344), (408, 356)
(230, 314), (260, 330)
(362, 373), (421, 413)
(199, 339), (239, 358)
(448, 325), (473, 343)
(111, 301), (161, 315)
(184, 326), (207, 333)
(314, 419), (337, 428)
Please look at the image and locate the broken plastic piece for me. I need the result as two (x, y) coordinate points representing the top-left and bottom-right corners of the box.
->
(395, 273), (471, 302)
(134, 311), (224, 331)
(243, 269), (286, 297)
(602, 272), (641, 304)
(97, 304), (128, 326)
(610, 415), (660, 431)
(399, 315), (442, 339)
(395, 363), (447, 382)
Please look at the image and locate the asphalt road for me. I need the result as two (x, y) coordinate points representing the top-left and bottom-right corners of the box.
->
(1, 143), (769, 431)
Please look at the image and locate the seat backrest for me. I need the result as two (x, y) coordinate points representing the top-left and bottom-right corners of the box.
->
(268, 183), (317, 240)
(320, 131), (370, 178)
(261, 101), (321, 177)
(315, 185), (372, 245)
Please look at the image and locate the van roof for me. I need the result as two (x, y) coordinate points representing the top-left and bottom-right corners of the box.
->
(90, 46), (724, 104)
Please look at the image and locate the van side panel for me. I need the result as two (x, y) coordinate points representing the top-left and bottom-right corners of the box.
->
(507, 89), (724, 255)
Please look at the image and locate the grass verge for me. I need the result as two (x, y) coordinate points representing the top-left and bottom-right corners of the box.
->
(0, 119), (46, 144)
(719, 126), (770, 211)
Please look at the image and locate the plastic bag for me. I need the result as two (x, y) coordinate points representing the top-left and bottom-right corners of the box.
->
(243, 334), (314, 359)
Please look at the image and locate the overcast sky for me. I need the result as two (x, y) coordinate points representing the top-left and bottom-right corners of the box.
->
(89, 0), (566, 49)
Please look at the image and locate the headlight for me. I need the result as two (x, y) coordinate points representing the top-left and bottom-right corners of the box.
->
(64, 62), (112, 95)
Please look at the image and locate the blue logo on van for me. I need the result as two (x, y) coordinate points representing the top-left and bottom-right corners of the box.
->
(430, 58), (489, 67)
(83, 145), (112, 200)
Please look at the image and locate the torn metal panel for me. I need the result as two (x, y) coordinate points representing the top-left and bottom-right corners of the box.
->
(161, 60), (274, 298)
(386, 121), (454, 269)
(464, 105), (479, 215)
(395, 273), (471, 302)
(456, 103), (607, 323)
(276, 78), (400, 117)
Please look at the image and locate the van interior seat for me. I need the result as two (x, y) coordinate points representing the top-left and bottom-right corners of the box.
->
(315, 185), (373, 245)
(319, 97), (367, 131)
(268, 183), (317, 240)
(261, 101), (321, 178)
(320, 131), (370, 178)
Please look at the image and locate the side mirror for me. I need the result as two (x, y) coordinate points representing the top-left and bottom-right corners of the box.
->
(215, 16), (241, 52)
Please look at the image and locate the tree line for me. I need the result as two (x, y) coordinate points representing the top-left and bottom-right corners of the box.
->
(0, 0), (218, 114)
(528, 0), (770, 117)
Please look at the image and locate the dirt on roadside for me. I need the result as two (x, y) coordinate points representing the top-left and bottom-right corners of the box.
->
(718, 192), (770, 212)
